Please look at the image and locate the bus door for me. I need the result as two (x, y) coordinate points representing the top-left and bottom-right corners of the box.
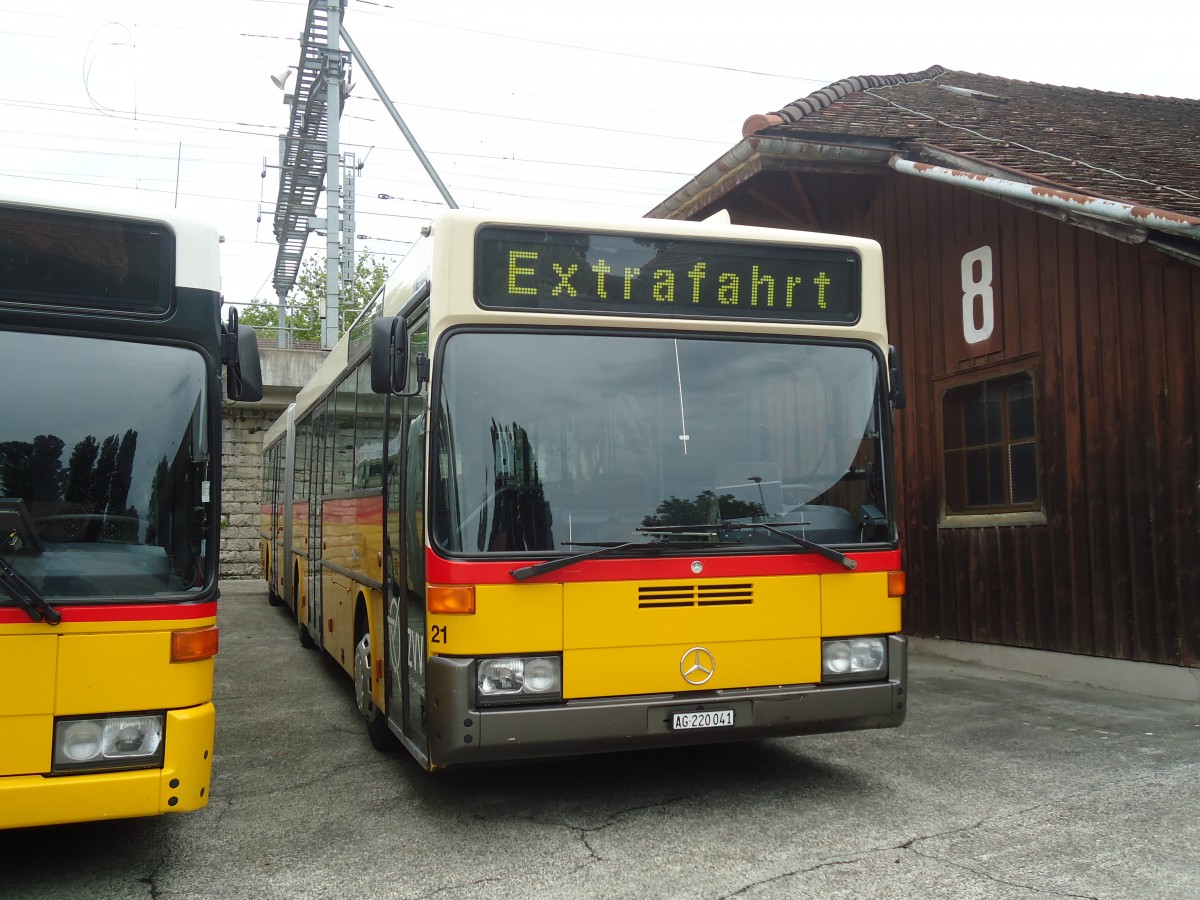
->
(272, 447), (283, 588)
(382, 396), (429, 749)
(383, 324), (429, 751)
(280, 406), (296, 613)
(266, 445), (280, 593)
(305, 402), (328, 647)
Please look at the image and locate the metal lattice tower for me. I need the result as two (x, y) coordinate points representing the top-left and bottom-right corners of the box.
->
(270, 0), (457, 348)
(341, 152), (357, 310)
(271, 0), (349, 348)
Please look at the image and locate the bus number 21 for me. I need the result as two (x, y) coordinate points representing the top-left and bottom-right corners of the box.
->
(430, 624), (448, 645)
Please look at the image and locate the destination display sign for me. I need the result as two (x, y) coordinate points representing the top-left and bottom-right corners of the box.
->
(0, 205), (173, 315)
(474, 226), (860, 323)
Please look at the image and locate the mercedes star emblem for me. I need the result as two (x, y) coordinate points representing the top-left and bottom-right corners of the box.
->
(680, 647), (716, 685)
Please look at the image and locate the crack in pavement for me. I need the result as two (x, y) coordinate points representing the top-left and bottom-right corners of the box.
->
(136, 854), (168, 900)
(542, 795), (695, 876)
(733, 764), (1197, 897)
(714, 786), (1153, 900)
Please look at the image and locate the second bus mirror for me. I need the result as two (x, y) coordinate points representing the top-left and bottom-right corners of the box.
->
(225, 305), (263, 403)
(371, 316), (408, 394)
(888, 344), (906, 410)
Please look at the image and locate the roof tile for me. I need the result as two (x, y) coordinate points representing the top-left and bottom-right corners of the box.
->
(749, 68), (1200, 218)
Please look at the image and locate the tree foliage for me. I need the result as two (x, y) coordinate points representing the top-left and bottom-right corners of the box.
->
(641, 491), (763, 528)
(238, 251), (389, 342)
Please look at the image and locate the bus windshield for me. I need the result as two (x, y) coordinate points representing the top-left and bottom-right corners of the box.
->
(0, 331), (210, 600)
(432, 331), (891, 555)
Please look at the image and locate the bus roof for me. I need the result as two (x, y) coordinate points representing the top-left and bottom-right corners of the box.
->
(263, 403), (295, 451)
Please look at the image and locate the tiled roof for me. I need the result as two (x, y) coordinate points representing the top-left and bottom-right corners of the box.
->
(744, 67), (1200, 219)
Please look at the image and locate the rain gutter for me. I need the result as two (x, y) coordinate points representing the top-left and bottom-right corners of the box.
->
(648, 136), (1200, 249)
(888, 156), (1200, 240)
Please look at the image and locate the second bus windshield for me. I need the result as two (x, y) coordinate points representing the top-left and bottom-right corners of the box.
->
(432, 331), (890, 555)
(0, 331), (210, 600)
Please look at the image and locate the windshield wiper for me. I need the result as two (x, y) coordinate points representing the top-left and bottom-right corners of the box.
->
(639, 522), (857, 570)
(511, 541), (650, 581)
(737, 522), (856, 569)
(510, 536), (742, 581)
(0, 555), (62, 625)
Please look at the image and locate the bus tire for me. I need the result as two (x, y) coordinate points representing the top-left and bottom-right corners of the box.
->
(299, 621), (317, 649)
(290, 563), (300, 614)
(265, 548), (284, 606)
(354, 628), (399, 751)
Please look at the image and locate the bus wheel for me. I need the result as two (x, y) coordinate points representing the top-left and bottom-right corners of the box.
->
(266, 550), (284, 606)
(290, 566), (300, 614)
(299, 621), (317, 649)
(354, 629), (399, 751)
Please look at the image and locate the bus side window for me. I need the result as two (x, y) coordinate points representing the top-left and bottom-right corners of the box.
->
(432, 413), (454, 547)
(404, 411), (426, 592)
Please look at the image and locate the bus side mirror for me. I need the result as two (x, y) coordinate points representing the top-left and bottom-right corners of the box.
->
(371, 316), (408, 394)
(888, 345), (906, 410)
(225, 308), (264, 402)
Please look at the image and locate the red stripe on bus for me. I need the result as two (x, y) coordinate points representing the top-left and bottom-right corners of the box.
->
(0, 600), (218, 625)
(424, 548), (902, 585)
(322, 496), (383, 525)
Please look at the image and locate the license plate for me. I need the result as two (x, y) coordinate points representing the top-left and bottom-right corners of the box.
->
(671, 709), (734, 730)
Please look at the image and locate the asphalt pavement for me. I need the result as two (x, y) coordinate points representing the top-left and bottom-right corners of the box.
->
(1, 579), (1197, 900)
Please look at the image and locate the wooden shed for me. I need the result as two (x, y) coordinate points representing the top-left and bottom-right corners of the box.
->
(650, 66), (1200, 673)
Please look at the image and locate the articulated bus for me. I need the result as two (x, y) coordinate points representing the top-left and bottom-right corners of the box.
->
(260, 209), (906, 769)
(0, 190), (262, 828)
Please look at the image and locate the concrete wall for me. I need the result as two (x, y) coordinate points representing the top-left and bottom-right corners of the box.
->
(220, 345), (327, 578)
(256, 346), (328, 409)
(219, 406), (276, 578)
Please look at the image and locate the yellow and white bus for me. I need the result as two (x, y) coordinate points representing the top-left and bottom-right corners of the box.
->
(261, 209), (906, 768)
(0, 190), (261, 827)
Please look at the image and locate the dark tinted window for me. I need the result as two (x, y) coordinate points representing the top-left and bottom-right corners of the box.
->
(943, 372), (1040, 515)
(0, 206), (173, 314)
(0, 332), (209, 599)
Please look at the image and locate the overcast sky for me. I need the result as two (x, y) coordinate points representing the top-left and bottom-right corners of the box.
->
(2, 0), (1195, 309)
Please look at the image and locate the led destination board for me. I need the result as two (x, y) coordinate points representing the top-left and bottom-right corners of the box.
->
(475, 226), (861, 323)
(0, 205), (173, 315)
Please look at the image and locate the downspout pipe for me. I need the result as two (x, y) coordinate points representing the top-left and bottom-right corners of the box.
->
(889, 156), (1200, 240)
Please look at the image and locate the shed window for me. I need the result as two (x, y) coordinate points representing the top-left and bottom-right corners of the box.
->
(942, 373), (1039, 514)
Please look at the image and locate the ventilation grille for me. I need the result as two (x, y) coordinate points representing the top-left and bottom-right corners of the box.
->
(638, 583), (753, 609)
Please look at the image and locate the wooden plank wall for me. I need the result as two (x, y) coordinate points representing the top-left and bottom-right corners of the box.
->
(729, 170), (1199, 667)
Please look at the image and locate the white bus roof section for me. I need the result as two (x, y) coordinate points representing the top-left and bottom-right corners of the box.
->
(0, 187), (222, 294)
(405, 209), (889, 354)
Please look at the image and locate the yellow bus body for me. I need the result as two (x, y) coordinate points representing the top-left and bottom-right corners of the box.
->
(0, 613), (217, 829)
(430, 572), (900, 698)
(259, 209), (907, 769)
(0, 189), (255, 825)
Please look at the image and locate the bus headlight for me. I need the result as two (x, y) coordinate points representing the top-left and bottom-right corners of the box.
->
(822, 638), (888, 682)
(477, 656), (562, 704)
(53, 714), (165, 772)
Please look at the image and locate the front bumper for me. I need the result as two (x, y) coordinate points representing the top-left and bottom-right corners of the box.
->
(427, 635), (907, 768)
(0, 703), (215, 830)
